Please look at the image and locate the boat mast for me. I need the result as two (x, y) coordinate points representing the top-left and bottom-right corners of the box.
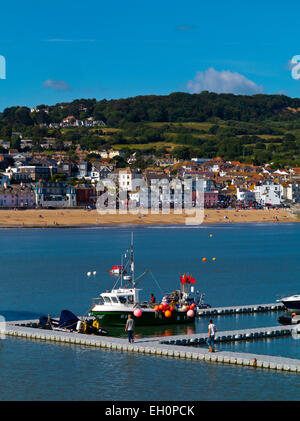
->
(130, 232), (135, 288)
(120, 253), (124, 288)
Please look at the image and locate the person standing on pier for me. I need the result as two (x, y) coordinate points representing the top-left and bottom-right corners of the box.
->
(207, 319), (217, 352)
(125, 314), (135, 344)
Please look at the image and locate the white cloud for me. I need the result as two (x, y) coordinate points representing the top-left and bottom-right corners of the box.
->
(186, 67), (264, 95)
(43, 79), (72, 91)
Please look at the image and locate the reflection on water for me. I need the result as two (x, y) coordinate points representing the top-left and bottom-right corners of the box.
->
(106, 323), (196, 339)
(107, 311), (284, 339)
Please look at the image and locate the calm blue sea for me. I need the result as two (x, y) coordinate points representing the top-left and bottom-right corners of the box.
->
(0, 224), (300, 400)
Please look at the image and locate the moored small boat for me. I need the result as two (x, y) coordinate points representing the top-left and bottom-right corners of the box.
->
(89, 234), (208, 327)
(38, 310), (109, 335)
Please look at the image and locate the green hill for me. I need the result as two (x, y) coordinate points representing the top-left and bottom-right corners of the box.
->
(1, 92), (300, 167)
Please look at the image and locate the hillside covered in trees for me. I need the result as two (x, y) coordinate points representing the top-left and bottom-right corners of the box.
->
(2, 91), (300, 168)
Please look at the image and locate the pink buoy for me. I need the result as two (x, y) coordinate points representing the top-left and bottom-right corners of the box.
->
(133, 309), (142, 317)
(187, 309), (195, 318)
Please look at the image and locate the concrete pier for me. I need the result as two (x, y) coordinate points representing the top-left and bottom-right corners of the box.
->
(158, 325), (294, 345)
(2, 318), (300, 374)
(197, 302), (285, 317)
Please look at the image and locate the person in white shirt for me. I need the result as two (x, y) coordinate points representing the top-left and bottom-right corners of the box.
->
(125, 314), (135, 344)
(207, 319), (217, 352)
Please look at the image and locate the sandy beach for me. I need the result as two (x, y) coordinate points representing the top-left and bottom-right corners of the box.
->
(0, 208), (297, 227)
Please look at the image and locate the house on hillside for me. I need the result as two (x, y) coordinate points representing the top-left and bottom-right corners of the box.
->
(61, 116), (76, 127)
(90, 163), (113, 183)
(99, 149), (124, 159)
(77, 161), (90, 179)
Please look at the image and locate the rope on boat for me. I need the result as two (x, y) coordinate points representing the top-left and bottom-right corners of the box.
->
(149, 270), (165, 295)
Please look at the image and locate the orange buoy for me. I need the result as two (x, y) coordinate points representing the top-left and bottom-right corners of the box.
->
(202, 257), (207, 262)
(164, 310), (172, 318)
(159, 304), (164, 311)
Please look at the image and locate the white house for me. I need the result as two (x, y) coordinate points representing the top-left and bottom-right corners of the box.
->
(236, 187), (256, 203)
(90, 164), (113, 183)
(280, 183), (300, 203)
(118, 168), (142, 191)
(100, 150), (124, 160)
(254, 181), (281, 205)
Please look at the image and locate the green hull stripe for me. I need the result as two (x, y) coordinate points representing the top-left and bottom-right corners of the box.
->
(90, 310), (195, 326)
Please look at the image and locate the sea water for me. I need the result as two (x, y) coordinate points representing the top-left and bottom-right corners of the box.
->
(0, 224), (299, 400)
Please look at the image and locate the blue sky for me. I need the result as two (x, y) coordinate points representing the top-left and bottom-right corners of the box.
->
(0, 0), (300, 110)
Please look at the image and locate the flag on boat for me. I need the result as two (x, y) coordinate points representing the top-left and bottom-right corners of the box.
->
(180, 273), (196, 284)
(188, 276), (196, 284)
(180, 274), (187, 284)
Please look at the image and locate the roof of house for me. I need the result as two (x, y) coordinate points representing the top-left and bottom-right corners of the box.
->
(0, 184), (34, 194)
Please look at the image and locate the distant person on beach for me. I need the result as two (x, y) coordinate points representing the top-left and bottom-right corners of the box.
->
(125, 314), (135, 344)
(207, 319), (217, 352)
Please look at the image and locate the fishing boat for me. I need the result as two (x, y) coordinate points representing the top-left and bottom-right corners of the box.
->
(89, 234), (205, 327)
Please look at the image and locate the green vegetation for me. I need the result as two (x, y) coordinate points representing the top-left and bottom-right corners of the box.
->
(2, 92), (300, 167)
